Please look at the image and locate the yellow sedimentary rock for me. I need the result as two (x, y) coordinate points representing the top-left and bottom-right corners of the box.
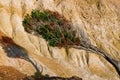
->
(0, 0), (120, 80)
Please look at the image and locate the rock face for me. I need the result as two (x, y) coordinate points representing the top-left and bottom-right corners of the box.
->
(0, 0), (120, 80)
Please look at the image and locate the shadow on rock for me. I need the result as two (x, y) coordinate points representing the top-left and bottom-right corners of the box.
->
(1, 36), (41, 74)
(24, 75), (82, 80)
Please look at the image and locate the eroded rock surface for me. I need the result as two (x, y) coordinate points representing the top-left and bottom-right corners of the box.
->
(0, 0), (120, 80)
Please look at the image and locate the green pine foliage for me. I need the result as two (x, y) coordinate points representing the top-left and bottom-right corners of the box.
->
(22, 9), (80, 47)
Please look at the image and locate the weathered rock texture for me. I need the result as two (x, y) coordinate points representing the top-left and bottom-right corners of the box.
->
(0, 0), (120, 80)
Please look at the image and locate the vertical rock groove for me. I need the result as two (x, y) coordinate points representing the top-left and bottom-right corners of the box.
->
(73, 40), (120, 75)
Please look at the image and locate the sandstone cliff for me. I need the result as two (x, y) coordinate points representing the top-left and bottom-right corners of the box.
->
(0, 0), (120, 80)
